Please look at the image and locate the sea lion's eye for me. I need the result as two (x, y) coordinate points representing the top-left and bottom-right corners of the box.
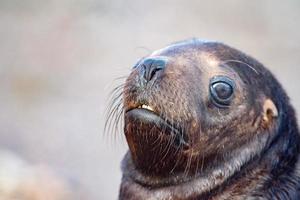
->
(210, 76), (235, 107)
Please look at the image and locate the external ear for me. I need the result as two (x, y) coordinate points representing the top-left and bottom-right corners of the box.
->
(262, 99), (278, 128)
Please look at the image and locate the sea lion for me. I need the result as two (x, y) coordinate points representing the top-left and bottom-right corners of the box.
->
(107, 39), (300, 199)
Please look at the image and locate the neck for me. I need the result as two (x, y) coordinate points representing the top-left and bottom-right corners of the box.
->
(120, 133), (272, 199)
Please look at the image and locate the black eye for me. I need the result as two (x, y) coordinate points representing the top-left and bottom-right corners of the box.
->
(210, 76), (235, 107)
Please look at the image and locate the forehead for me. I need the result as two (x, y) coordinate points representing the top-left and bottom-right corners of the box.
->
(151, 42), (238, 80)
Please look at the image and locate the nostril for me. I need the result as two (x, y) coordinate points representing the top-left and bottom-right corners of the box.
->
(148, 65), (164, 81)
(141, 58), (166, 82)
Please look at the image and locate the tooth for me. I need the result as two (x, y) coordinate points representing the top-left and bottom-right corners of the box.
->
(141, 105), (154, 111)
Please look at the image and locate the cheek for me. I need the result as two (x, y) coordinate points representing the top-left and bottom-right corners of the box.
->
(203, 97), (249, 131)
(232, 82), (247, 106)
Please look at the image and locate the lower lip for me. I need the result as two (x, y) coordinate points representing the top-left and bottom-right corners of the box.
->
(125, 108), (188, 147)
(126, 108), (160, 124)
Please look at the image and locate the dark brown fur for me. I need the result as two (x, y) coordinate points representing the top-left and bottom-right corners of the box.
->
(108, 39), (300, 200)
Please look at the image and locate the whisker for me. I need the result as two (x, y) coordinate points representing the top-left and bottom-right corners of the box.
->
(135, 46), (153, 55)
(160, 111), (176, 161)
(104, 79), (126, 142)
(222, 59), (259, 75)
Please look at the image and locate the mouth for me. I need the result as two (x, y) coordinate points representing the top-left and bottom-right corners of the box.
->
(125, 104), (189, 147)
(138, 104), (155, 112)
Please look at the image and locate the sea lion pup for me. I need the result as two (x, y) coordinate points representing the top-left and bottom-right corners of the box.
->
(109, 39), (300, 199)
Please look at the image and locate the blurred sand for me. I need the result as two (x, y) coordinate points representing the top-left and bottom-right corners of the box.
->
(0, 0), (299, 199)
(0, 150), (75, 200)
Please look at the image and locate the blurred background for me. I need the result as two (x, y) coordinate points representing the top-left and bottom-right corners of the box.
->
(0, 0), (299, 199)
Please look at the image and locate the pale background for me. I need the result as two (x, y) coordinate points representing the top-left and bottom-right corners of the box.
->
(0, 0), (299, 199)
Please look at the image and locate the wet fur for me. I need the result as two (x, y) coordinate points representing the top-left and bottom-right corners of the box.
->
(107, 39), (300, 200)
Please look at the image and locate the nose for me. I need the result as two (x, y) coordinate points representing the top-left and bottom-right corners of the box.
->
(140, 58), (166, 82)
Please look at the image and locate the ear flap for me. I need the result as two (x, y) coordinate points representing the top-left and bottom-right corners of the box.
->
(262, 99), (278, 128)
